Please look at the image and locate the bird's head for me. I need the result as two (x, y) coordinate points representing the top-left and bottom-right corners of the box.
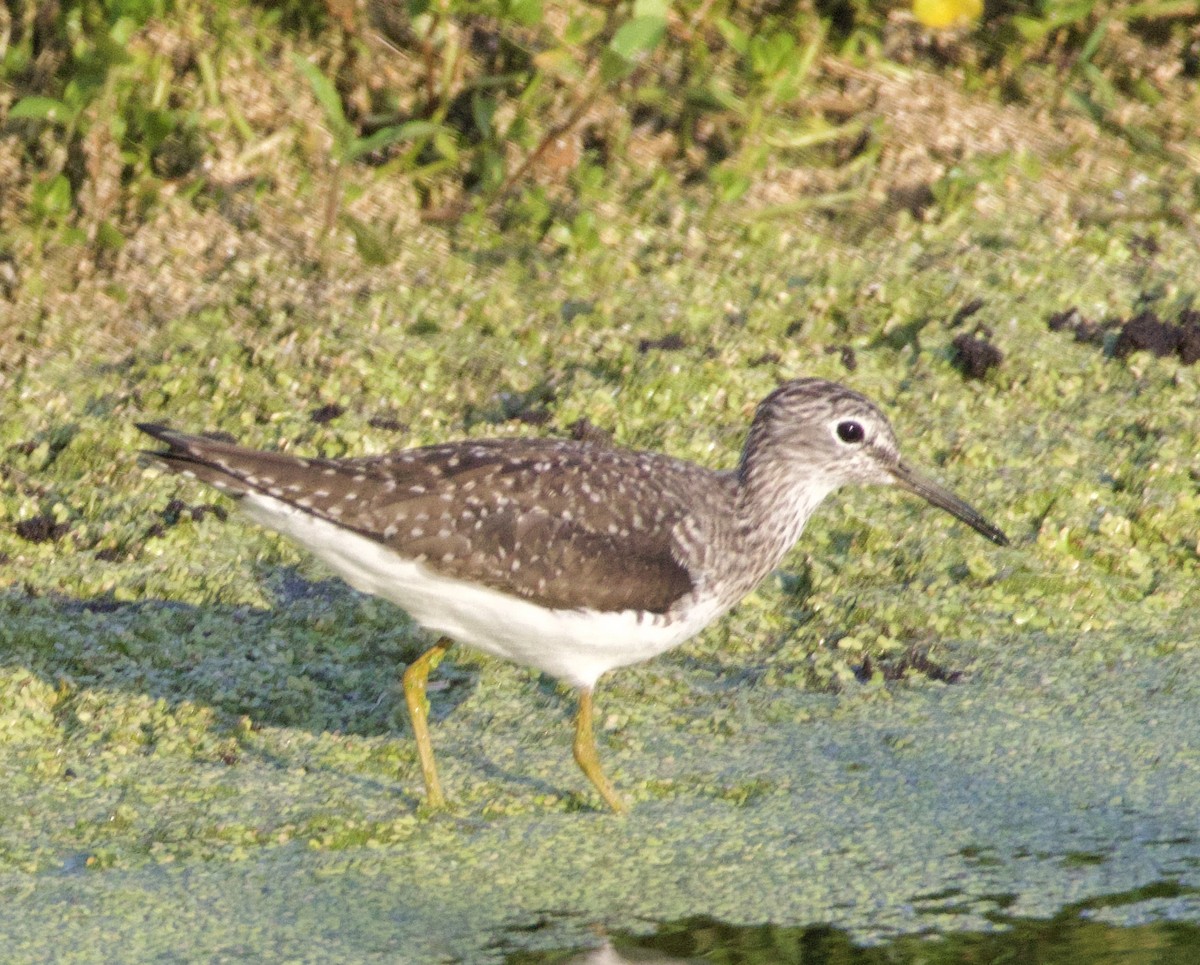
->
(741, 378), (1008, 546)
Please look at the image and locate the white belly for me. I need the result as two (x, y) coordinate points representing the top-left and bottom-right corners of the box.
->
(240, 495), (725, 689)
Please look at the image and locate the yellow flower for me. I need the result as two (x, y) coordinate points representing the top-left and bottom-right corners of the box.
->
(913, 0), (983, 29)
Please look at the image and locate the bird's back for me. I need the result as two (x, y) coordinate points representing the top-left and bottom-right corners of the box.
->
(140, 427), (739, 616)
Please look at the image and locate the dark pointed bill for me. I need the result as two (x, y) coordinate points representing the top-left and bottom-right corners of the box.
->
(889, 462), (1009, 546)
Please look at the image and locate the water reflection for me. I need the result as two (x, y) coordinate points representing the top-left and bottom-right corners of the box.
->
(560, 940), (699, 964)
(506, 913), (1200, 964)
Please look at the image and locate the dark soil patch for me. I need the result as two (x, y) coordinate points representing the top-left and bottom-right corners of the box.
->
(1049, 307), (1200, 365)
(856, 648), (963, 684)
(951, 332), (1003, 379)
(310, 403), (346, 424)
(638, 334), (687, 353)
(14, 515), (70, 544)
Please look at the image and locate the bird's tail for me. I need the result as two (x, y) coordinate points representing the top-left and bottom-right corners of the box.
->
(137, 423), (272, 497)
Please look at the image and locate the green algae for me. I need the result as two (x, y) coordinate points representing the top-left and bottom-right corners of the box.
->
(2, 104), (1200, 963)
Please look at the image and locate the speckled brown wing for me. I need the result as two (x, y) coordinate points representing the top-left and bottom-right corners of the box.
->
(139, 428), (698, 614)
(340, 440), (699, 613)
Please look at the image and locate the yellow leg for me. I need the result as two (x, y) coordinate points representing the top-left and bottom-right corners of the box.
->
(402, 638), (452, 809)
(573, 688), (628, 814)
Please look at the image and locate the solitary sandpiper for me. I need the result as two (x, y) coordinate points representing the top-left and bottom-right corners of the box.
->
(138, 378), (1008, 813)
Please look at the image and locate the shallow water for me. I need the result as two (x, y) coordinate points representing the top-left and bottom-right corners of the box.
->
(507, 907), (1200, 964)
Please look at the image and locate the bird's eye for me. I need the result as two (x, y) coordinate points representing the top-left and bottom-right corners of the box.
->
(836, 420), (865, 444)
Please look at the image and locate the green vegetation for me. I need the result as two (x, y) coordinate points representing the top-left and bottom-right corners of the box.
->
(1, 0), (1199, 960)
(3, 0), (1197, 250)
